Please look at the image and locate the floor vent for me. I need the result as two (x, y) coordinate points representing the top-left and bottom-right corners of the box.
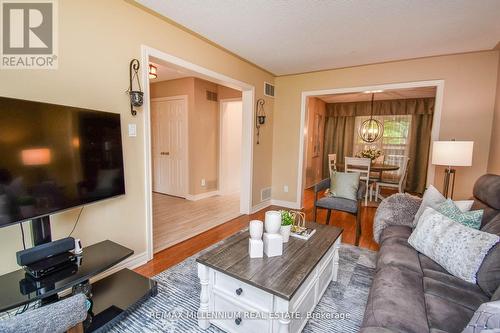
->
(264, 82), (275, 97)
(261, 187), (272, 202)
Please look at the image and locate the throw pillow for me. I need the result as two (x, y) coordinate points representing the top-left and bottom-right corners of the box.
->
(462, 300), (500, 333)
(408, 207), (499, 283)
(412, 184), (474, 226)
(437, 199), (484, 229)
(329, 171), (360, 201)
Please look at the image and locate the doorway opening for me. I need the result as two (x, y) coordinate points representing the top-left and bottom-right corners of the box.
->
(141, 46), (254, 259)
(298, 81), (444, 210)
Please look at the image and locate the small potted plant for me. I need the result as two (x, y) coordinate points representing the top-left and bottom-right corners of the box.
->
(280, 210), (294, 243)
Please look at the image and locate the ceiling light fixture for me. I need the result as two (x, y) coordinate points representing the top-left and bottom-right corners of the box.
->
(362, 90), (384, 94)
(149, 64), (157, 79)
(358, 93), (384, 143)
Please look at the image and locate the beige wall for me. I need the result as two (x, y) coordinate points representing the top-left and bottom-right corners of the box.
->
(150, 78), (241, 195)
(488, 51), (500, 174)
(305, 97), (326, 188)
(0, 0), (273, 274)
(273, 51), (499, 202)
(192, 78), (220, 193)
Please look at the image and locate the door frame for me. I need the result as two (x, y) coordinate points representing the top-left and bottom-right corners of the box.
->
(297, 79), (445, 208)
(150, 95), (189, 198)
(219, 98), (243, 196)
(141, 45), (255, 261)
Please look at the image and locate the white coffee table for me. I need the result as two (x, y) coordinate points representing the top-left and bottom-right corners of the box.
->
(196, 223), (342, 333)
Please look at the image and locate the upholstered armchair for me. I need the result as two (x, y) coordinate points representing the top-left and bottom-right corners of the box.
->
(312, 178), (366, 246)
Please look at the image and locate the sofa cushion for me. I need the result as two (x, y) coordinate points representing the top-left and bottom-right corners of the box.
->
(379, 225), (412, 244)
(423, 276), (489, 311)
(473, 174), (500, 211)
(377, 236), (421, 274)
(473, 199), (500, 228)
(492, 285), (500, 301)
(362, 266), (428, 333)
(477, 215), (500, 297)
(419, 254), (448, 274)
(425, 293), (474, 333)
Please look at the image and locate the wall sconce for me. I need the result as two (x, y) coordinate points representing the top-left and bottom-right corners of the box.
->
(128, 59), (143, 116)
(256, 98), (266, 144)
(149, 64), (157, 79)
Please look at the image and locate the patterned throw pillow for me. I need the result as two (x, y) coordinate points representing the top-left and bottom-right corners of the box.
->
(408, 207), (499, 283)
(329, 171), (360, 201)
(437, 199), (483, 229)
(412, 185), (474, 227)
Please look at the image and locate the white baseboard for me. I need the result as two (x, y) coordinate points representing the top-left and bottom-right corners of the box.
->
(270, 199), (302, 210)
(251, 200), (271, 213)
(89, 251), (149, 284)
(186, 190), (219, 201)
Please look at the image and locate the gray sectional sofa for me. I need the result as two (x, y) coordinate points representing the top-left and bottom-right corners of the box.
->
(360, 174), (500, 333)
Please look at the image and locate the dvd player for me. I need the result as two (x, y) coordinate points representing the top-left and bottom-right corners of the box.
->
(24, 252), (76, 279)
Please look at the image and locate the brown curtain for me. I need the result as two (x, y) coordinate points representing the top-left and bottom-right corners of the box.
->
(322, 98), (434, 192)
(322, 116), (355, 178)
(406, 113), (433, 194)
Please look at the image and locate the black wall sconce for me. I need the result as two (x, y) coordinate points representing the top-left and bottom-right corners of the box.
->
(128, 59), (143, 116)
(256, 98), (266, 144)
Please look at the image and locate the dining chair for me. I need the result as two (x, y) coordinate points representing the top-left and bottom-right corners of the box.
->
(312, 178), (366, 245)
(328, 153), (337, 175)
(370, 154), (385, 181)
(375, 157), (410, 201)
(345, 157), (371, 205)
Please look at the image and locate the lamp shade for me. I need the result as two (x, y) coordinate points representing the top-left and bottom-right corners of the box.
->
(431, 141), (473, 167)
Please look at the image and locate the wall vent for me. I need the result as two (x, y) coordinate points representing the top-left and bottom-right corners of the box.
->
(261, 187), (272, 202)
(264, 82), (275, 97)
(206, 90), (218, 101)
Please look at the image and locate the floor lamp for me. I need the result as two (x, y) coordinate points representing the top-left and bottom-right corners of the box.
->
(431, 141), (474, 198)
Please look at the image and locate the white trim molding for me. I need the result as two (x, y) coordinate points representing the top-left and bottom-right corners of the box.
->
(251, 200), (271, 213)
(271, 199), (302, 210)
(141, 45), (255, 261)
(297, 80), (445, 208)
(185, 190), (220, 201)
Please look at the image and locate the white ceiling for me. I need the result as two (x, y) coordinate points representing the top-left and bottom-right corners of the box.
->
(137, 0), (500, 75)
(319, 86), (436, 103)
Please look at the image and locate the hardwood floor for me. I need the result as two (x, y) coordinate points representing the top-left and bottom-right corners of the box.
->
(135, 189), (382, 277)
(152, 192), (240, 253)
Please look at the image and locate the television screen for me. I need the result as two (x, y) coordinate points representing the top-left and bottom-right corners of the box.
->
(0, 96), (125, 228)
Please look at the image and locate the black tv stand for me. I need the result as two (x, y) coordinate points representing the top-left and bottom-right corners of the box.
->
(0, 240), (157, 332)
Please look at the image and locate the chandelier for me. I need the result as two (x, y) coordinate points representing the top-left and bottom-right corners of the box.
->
(358, 93), (383, 143)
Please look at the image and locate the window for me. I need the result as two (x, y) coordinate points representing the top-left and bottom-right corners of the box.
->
(353, 115), (412, 180)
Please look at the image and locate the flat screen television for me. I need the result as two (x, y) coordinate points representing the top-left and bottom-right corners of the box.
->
(0, 96), (125, 232)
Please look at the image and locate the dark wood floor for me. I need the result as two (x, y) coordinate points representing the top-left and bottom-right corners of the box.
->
(134, 188), (381, 277)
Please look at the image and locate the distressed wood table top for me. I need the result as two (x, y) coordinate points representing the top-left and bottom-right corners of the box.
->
(196, 222), (342, 300)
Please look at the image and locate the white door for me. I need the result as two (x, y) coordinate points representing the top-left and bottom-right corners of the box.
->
(151, 97), (188, 197)
(219, 100), (242, 195)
